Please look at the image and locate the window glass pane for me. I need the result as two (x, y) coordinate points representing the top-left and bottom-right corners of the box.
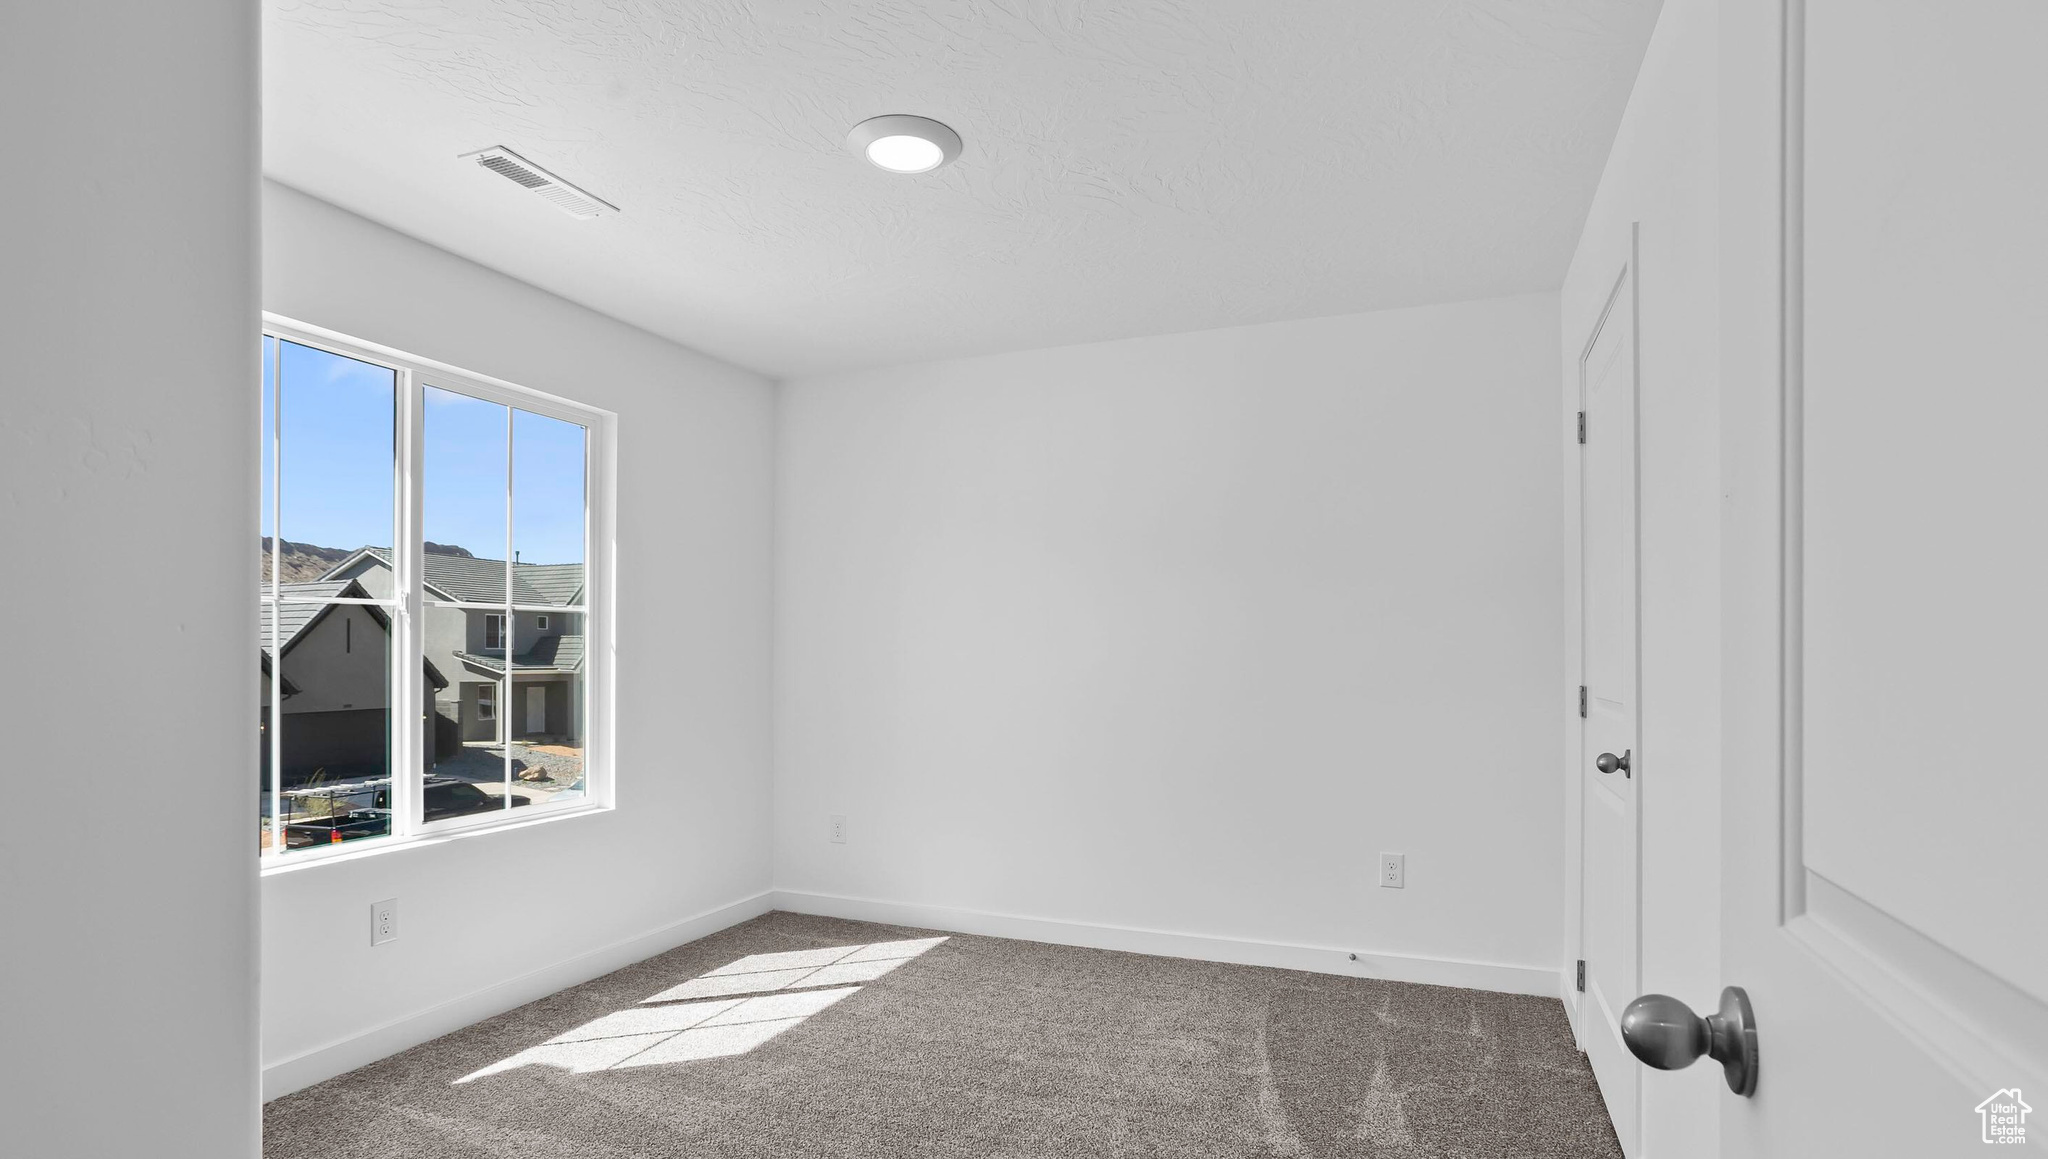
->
(259, 598), (276, 854)
(513, 409), (586, 581)
(423, 666), (518, 823)
(278, 340), (395, 578)
(512, 610), (585, 806)
(422, 628), (511, 826)
(270, 600), (395, 852)
(420, 386), (508, 806)
(423, 385), (510, 598)
(260, 335), (276, 586)
(256, 336), (602, 856)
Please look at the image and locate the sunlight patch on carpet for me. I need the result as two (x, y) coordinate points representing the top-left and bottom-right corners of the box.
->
(453, 936), (946, 1083)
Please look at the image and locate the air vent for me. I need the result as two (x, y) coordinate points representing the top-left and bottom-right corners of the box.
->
(457, 147), (618, 220)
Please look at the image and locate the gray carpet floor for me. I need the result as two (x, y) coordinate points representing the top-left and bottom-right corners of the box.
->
(265, 911), (1622, 1158)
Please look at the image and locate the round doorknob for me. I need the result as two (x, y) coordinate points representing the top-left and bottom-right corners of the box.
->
(1596, 749), (1631, 777)
(1620, 987), (1759, 1096)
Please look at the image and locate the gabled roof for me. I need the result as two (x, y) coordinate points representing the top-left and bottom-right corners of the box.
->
(261, 579), (448, 690)
(321, 547), (438, 597)
(261, 581), (354, 653)
(322, 547), (584, 607)
(456, 633), (585, 676)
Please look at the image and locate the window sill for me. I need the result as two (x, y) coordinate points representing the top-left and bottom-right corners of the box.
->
(258, 801), (613, 877)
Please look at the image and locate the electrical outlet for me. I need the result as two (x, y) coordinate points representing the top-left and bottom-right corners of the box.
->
(371, 898), (398, 946)
(829, 815), (847, 844)
(1379, 853), (1405, 889)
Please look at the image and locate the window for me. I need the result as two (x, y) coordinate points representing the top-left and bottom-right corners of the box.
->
(259, 319), (608, 863)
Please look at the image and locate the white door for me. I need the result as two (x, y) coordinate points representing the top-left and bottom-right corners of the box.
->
(1577, 252), (1642, 1154)
(525, 685), (546, 735)
(1715, 2), (2048, 1154)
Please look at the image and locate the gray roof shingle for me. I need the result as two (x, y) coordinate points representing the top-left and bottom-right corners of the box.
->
(260, 581), (351, 655)
(260, 579), (447, 690)
(517, 563), (585, 605)
(455, 633), (585, 675)
(334, 548), (583, 607)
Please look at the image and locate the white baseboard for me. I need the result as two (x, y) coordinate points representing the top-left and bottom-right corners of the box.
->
(261, 889), (774, 1101)
(264, 888), (1559, 1100)
(769, 889), (1558, 998)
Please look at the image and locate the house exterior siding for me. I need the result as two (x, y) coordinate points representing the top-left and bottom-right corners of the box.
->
(259, 600), (438, 787)
(323, 552), (582, 749)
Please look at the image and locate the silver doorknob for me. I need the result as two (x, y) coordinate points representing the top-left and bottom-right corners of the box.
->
(1620, 987), (1758, 1096)
(1596, 749), (1631, 778)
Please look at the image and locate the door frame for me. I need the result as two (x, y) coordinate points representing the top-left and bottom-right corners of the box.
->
(1563, 224), (1646, 1155)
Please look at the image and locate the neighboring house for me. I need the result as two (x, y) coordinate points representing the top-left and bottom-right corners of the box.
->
(320, 548), (585, 749)
(259, 578), (447, 787)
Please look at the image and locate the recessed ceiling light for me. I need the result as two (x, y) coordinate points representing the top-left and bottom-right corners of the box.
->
(847, 115), (962, 175)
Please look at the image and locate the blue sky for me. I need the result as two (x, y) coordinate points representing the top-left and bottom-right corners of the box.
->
(262, 338), (585, 565)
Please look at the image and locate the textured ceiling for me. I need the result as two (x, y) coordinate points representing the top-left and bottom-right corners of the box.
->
(265, 1), (1660, 378)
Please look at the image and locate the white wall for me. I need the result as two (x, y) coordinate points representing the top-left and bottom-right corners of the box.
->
(774, 294), (1567, 989)
(258, 183), (777, 1095)
(1558, 0), (1722, 1155)
(0, 3), (261, 1156)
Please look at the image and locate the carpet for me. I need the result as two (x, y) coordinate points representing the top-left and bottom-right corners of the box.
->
(264, 911), (1622, 1158)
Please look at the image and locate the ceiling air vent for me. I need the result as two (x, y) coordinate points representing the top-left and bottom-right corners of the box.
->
(458, 146), (618, 220)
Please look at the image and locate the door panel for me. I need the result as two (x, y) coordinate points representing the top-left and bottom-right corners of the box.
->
(1579, 257), (1641, 1155)
(1584, 784), (1635, 1042)
(1720, 2), (2048, 1154)
(1798, 0), (2048, 1010)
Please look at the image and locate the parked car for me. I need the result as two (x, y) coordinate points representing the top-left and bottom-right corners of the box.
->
(423, 777), (530, 822)
(284, 810), (389, 848)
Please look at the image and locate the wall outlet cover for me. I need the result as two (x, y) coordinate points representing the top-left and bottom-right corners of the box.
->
(371, 898), (398, 946)
(1379, 853), (1405, 889)
(829, 815), (847, 844)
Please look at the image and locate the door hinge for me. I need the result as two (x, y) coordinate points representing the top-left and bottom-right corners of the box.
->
(1578, 686), (1588, 718)
(1576, 959), (1586, 992)
(1576, 411), (1587, 444)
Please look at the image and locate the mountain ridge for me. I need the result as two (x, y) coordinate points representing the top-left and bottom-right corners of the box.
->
(260, 538), (473, 584)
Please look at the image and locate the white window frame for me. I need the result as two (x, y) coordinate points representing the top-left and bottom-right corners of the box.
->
(260, 315), (615, 871)
(535, 614), (549, 631)
(484, 613), (506, 650)
(476, 682), (497, 721)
